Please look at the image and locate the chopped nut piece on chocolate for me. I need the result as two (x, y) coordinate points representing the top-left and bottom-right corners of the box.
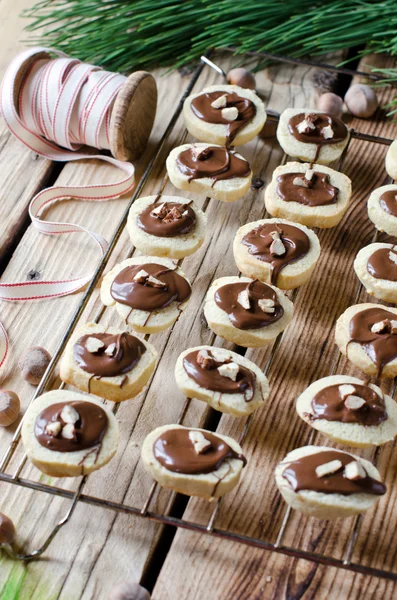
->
(315, 459), (343, 478)
(322, 125), (334, 139)
(297, 119), (315, 134)
(217, 362), (240, 381)
(221, 106), (239, 121)
(389, 251), (397, 265)
(292, 177), (310, 188)
(305, 169), (314, 181)
(258, 298), (275, 313)
(150, 203), (167, 218)
(60, 404), (80, 424)
(391, 320), (397, 334)
(85, 337), (105, 353)
(163, 207), (182, 222)
(182, 210), (189, 216)
(270, 237), (286, 256)
(211, 348), (231, 363)
(45, 421), (62, 437)
(197, 349), (215, 370)
(189, 430), (212, 454)
(211, 94), (227, 109)
(237, 289), (251, 310)
(61, 423), (76, 440)
(371, 319), (391, 334)
(345, 395), (366, 410)
(338, 384), (356, 400)
(105, 343), (117, 357)
(133, 269), (149, 283)
(147, 275), (167, 288)
(344, 460), (366, 481)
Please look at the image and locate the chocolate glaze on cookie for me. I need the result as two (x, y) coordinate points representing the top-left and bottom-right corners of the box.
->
(153, 428), (246, 474)
(379, 189), (397, 217)
(183, 349), (256, 401)
(241, 222), (310, 285)
(276, 172), (338, 207)
(282, 449), (386, 495)
(310, 383), (387, 426)
(110, 263), (191, 311)
(138, 201), (196, 238)
(35, 401), (108, 453)
(74, 332), (146, 378)
(367, 247), (397, 281)
(348, 307), (397, 377)
(176, 146), (250, 185)
(214, 279), (283, 330)
(288, 112), (348, 162)
(191, 91), (256, 146)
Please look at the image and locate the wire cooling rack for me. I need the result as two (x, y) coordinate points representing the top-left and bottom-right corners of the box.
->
(0, 50), (396, 583)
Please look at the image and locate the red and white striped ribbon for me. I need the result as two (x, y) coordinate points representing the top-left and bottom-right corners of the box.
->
(0, 47), (136, 370)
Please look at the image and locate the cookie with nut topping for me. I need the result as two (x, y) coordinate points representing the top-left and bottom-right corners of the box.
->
(264, 162), (352, 228)
(21, 390), (119, 477)
(354, 242), (397, 304)
(127, 195), (206, 259)
(142, 424), (246, 498)
(367, 184), (397, 237)
(59, 322), (157, 402)
(166, 143), (252, 202)
(335, 303), (397, 378)
(275, 445), (386, 519)
(183, 84), (266, 146)
(175, 345), (269, 417)
(233, 218), (320, 289)
(101, 256), (192, 334)
(296, 374), (397, 448)
(276, 108), (350, 165)
(203, 276), (293, 348)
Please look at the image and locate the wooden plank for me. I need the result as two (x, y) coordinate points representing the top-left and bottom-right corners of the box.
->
(152, 54), (397, 599)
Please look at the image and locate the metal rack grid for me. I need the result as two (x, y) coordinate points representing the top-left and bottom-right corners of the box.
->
(0, 50), (396, 582)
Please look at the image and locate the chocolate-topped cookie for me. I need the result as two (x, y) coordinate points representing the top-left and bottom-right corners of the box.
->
(233, 218), (320, 289)
(21, 390), (119, 477)
(277, 108), (349, 165)
(127, 195), (206, 259)
(142, 424), (246, 498)
(265, 162), (352, 228)
(166, 143), (252, 202)
(175, 345), (270, 416)
(101, 256), (192, 334)
(296, 374), (397, 447)
(368, 184), (397, 238)
(183, 84), (266, 146)
(275, 445), (386, 519)
(204, 275), (293, 348)
(354, 242), (397, 304)
(60, 323), (157, 402)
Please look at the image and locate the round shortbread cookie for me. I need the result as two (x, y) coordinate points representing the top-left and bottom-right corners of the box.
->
(59, 322), (158, 402)
(183, 84), (266, 146)
(141, 424), (245, 498)
(127, 195), (206, 259)
(354, 243), (397, 304)
(296, 374), (397, 448)
(21, 390), (119, 477)
(203, 276), (293, 348)
(335, 303), (397, 378)
(166, 143), (252, 203)
(233, 218), (321, 289)
(175, 345), (270, 417)
(367, 184), (397, 237)
(385, 140), (397, 180)
(275, 445), (385, 519)
(101, 256), (191, 334)
(276, 108), (350, 165)
(264, 162), (352, 228)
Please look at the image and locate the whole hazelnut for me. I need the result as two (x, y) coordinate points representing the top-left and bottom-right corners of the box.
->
(108, 582), (150, 600)
(317, 92), (343, 117)
(0, 391), (20, 427)
(226, 67), (256, 90)
(344, 84), (378, 119)
(0, 513), (16, 545)
(18, 346), (51, 385)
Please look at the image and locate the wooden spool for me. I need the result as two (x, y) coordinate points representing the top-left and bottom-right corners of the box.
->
(12, 51), (158, 163)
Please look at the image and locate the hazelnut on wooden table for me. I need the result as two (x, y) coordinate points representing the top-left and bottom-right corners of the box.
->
(0, 390), (20, 427)
(344, 84), (378, 119)
(226, 67), (256, 90)
(18, 346), (51, 385)
(0, 512), (16, 545)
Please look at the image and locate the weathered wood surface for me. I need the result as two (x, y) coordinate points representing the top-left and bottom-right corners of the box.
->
(0, 2), (396, 598)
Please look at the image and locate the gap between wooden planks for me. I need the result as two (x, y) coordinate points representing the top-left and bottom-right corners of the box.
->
(0, 45), (346, 600)
(152, 54), (397, 600)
